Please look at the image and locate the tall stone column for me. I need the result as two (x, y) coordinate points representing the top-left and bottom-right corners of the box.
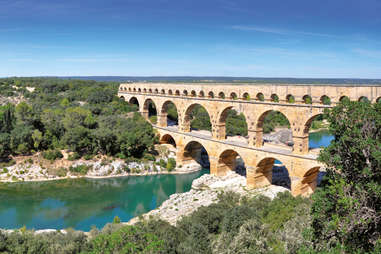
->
(255, 130), (263, 147)
(213, 123), (226, 140)
(157, 113), (167, 128)
(141, 110), (149, 120)
(292, 135), (309, 154)
(179, 115), (191, 132)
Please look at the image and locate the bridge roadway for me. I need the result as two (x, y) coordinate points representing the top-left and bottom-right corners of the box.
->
(118, 82), (380, 196)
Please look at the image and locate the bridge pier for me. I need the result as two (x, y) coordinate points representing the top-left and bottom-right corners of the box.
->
(292, 136), (309, 154)
(157, 113), (167, 127)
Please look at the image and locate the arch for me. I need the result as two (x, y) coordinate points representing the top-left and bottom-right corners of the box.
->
(256, 93), (264, 101)
(119, 96), (125, 101)
(143, 88), (147, 93)
(143, 98), (157, 124)
(242, 92), (250, 100)
(216, 149), (246, 176)
(303, 95), (312, 104)
(303, 113), (323, 135)
(183, 103), (212, 133)
(183, 90), (188, 96)
(271, 94), (279, 102)
(254, 157), (291, 189)
(161, 100), (179, 127)
(208, 91), (214, 98)
(217, 106), (248, 140)
(256, 110), (292, 147)
(230, 92), (238, 100)
(133, 88), (136, 92)
(154, 89), (159, 94)
(339, 96), (350, 102)
(149, 88), (153, 93)
(218, 92), (225, 99)
(191, 90), (196, 97)
(161, 89), (165, 94)
(168, 89), (173, 95)
(377, 97), (381, 103)
(160, 134), (176, 148)
(138, 88), (141, 92)
(129, 97), (139, 107)
(299, 166), (321, 195)
(286, 94), (295, 103)
(199, 91), (205, 97)
(128, 88), (131, 92)
(320, 95), (331, 105)
(358, 96), (370, 103)
(175, 90), (180, 96)
(181, 141), (210, 169)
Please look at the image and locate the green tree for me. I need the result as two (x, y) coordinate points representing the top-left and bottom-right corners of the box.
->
(312, 100), (381, 252)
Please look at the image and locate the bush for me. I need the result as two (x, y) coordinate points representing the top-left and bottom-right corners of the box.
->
(69, 164), (91, 175)
(159, 159), (166, 168)
(42, 149), (63, 161)
(166, 158), (176, 172)
(68, 152), (81, 161)
(149, 115), (157, 124)
(113, 216), (121, 224)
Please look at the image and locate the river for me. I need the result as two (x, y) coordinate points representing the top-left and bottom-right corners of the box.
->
(0, 130), (333, 231)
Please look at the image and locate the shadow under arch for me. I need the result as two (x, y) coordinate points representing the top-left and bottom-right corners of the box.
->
(299, 166), (321, 196)
(217, 149), (246, 177)
(217, 106), (248, 142)
(129, 97), (139, 108)
(161, 100), (179, 127)
(183, 103), (212, 133)
(182, 141), (210, 169)
(160, 134), (176, 148)
(255, 157), (291, 190)
(256, 110), (292, 147)
(143, 98), (157, 123)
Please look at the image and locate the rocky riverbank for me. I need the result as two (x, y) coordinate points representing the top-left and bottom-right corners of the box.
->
(129, 171), (289, 226)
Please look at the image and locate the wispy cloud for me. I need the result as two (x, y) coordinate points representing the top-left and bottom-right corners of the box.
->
(230, 25), (337, 38)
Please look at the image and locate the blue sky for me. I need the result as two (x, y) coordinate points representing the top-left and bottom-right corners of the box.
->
(1, 0), (381, 78)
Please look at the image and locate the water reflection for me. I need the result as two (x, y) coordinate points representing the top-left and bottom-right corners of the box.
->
(0, 170), (208, 231)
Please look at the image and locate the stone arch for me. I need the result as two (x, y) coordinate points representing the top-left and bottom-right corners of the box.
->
(242, 92), (250, 100)
(199, 91), (205, 97)
(181, 140), (210, 169)
(339, 96), (350, 102)
(216, 149), (246, 176)
(303, 95), (312, 104)
(119, 96), (125, 101)
(208, 91), (214, 98)
(191, 90), (197, 97)
(143, 88), (147, 93)
(161, 89), (165, 94)
(253, 157), (291, 189)
(216, 106), (248, 141)
(377, 97), (381, 103)
(218, 92), (225, 99)
(138, 88), (141, 92)
(271, 94), (279, 102)
(161, 100), (179, 127)
(183, 90), (188, 96)
(160, 134), (176, 148)
(299, 166), (321, 196)
(256, 93), (264, 101)
(154, 88), (159, 94)
(175, 90), (180, 96)
(143, 98), (157, 123)
(129, 97), (139, 108)
(133, 88), (136, 92)
(128, 88), (132, 92)
(320, 95), (331, 105)
(358, 96), (370, 102)
(230, 92), (238, 100)
(182, 103), (212, 133)
(255, 110), (292, 147)
(286, 94), (295, 103)
(168, 89), (173, 95)
(149, 88), (152, 93)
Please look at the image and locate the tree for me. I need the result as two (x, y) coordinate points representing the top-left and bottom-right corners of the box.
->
(311, 100), (381, 252)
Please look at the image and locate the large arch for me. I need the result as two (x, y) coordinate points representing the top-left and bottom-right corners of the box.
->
(358, 96), (370, 102)
(216, 149), (246, 176)
(129, 97), (139, 108)
(159, 134), (176, 148)
(216, 106), (248, 142)
(255, 110), (292, 147)
(253, 157), (291, 189)
(143, 98), (157, 124)
(182, 103), (212, 133)
(181, 140), (210, 169)
(161, 100), (179, 127)
(298, 166), (321, 196)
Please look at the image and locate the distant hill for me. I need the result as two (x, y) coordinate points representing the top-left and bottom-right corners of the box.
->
(59, 76), (381, 85)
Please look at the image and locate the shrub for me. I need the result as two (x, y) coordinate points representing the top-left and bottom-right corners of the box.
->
(83, 154), (93, 160)
(42, 149), (63, 161)
(149, 115), (157, 124)
(166, 158), (176, 172)
(143, 153), (156, 161)
(113, 216), (121, 224)
(159, 159), (166, 168)
(69, 164), (91, 175)
(68, 152), (81, 161)
(2, 168), (8, 173)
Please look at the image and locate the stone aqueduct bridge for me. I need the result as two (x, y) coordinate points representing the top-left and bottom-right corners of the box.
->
(118, 83), (381, 196)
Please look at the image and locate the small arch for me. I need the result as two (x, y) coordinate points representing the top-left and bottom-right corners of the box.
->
(217, 149), (246, 176)
(143, 88), (147, 93)
(271, 94), (279, 102)
(256, 93), (264, 101)
(191, 90), (196, 97)
(160, 134), (176, 148)
(161, 89), (165, 94)
(208, 91), (214, 98)
(175, 90), (180, 96)
(149, 88), (153, 93)
(128, 88), (132, 92)
(218, 92), (225, 99)
(230, 92), (238, 100)
(358, 96), (370, 103)
(303, 95), (312, 104)
(138, 88), (141, 92)
(183, 90), (188, 96)
(320, 95), (331, 105)
(182, 141), (210, 169)
(168, 89), (173, 95)
(199, 91), (205, 97)
(242, 92), (250, 100)
(133, 88), (136, 92)
(339, 96), (350, 102)
(286, 94), (295, 103)
(129, 97), (140, 109)
(154, 89), (159, 94)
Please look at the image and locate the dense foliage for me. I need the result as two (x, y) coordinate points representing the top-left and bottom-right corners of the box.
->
(0, 78), (155, 162)
(312, 100), (381, 253)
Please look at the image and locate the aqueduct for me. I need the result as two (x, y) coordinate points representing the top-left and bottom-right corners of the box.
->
(118, 82), (381, 196)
